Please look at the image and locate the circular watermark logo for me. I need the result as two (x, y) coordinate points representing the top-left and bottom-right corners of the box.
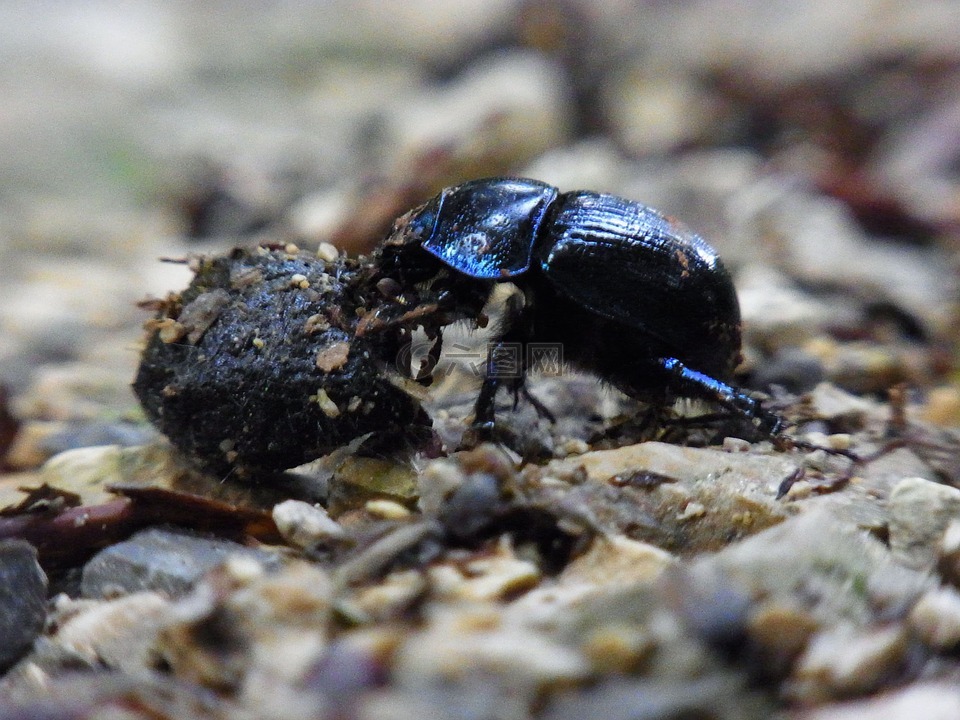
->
(396, 340), (440, 380)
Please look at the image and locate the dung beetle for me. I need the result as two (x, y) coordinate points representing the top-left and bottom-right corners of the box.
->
(374, 177), (783, 439)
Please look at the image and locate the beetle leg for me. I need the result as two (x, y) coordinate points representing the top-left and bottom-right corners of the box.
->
(657, 358), (783, 436)
(472, 340), (512, 434)
(471, 289), (529, 434)
(415, 330), (443, 384)
(508, 375), (554, 420)
(519, 383), (556, 423)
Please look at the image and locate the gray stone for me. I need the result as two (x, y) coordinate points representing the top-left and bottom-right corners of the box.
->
(888, 477), (960, 571)
(792, 624), (910, 703)
(798, 682), (960, 720)
(81, 527), (282, 599)
(692, 510), (930, 626)
(909, 587), (960, 651)
(0, 540), (48, 668)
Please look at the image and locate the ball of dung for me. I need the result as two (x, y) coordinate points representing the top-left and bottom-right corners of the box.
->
(133, 247), (430, 478)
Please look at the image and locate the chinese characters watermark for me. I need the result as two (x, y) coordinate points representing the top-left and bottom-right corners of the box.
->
(397, 341), (563, 379)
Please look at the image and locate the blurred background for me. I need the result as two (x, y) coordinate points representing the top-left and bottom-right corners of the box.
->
(1, 0), (959, 469)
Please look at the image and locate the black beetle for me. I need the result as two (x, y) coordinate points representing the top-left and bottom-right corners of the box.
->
(373, 176), (782, 439)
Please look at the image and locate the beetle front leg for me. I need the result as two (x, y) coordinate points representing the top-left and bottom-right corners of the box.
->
(467, 289), (532, 441)
(414, 329), (443, 384)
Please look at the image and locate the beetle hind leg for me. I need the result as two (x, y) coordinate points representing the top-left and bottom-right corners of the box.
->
(657, 357), (783, 437)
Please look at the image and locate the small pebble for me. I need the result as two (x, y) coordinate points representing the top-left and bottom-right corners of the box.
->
(796, 431), (851, 451)
(315, 388), (341, 418)
(289, 273), (310, 289)
(365, 499), (412, 520)
(457, 555), (541, 602)
(0, 540), (48, 669)
(799, 683), (960, 720)
(922, 386), (960, 427)
(888, 477), (960, 571)
(556, 438), (590, 457)
(350, 570), (426, 620)
(315, 341), (350, 373)
(723, 437), (751, 452)
(792, 624), (909, 701)
(909, 587), (960, 650)
(52, 592), (171, 673)
(81, 527), (281, 598)
(223, 555), (266, 584)
(328, 457), (419, 517)
(937, 520), (960, 587)
(316, 242), (339, 262)
(802, 431), (830, 448)
(748, 603), (819, 663)
(582, 624), (656, 673)
(273, 499), (346, 549)
(560, 535), (673, 587)
(825, 433), (852, 451)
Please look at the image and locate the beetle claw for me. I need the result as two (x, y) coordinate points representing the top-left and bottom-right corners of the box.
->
(459, 420), (499, 450)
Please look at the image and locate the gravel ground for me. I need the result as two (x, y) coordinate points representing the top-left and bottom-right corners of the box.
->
(1, 2), (960, 719)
